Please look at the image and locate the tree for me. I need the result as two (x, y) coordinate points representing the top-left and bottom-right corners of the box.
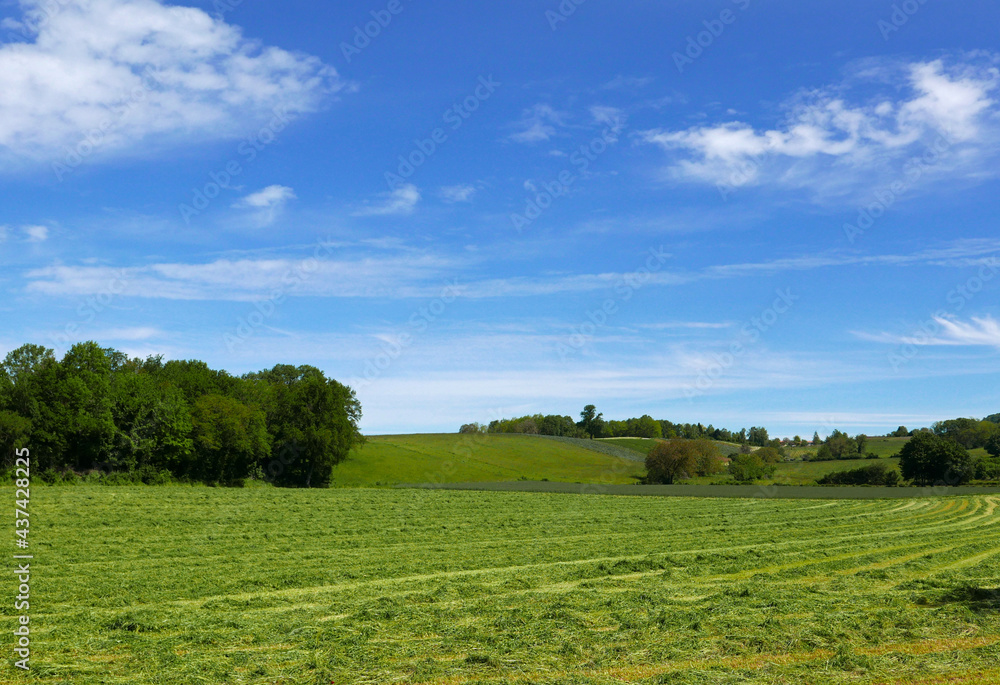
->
(747, 426), (770, 447)
(899, 431), (973, 486)
(691, 440), (725, 476)
(728, 453), (776, 483)
(855, 434), (868, 455)
(985, 432), (1000, 458)
(632, 414), (662, 439)
(645, 441), (696, 484)
(812, 431), (821, 445)
(191, 394), (270, 484)
(755, 446), (783, 465)
(892, 426), (910, 438)
(578, 405), (603, 439)
(932, 418), (995, 449)
(252, 365), (363, 487)
(459, 423), (486, 434)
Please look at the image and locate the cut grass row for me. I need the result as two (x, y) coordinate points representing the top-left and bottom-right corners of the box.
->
(7, 487), (1000, 683)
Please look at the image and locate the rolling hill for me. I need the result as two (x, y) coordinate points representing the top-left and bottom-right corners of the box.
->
(328, 433), (644, 487)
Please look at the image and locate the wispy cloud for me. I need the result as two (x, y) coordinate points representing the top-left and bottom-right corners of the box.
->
(641, 56), (1000, 198)
(856, 316), (1000, 348)
(353, 184), (421, 216)
(508, 104), (566, 143)
(233, 185), (296, 226)
(24, 239), (999, 303)
(0, 0), (342, 164)
(439, 184), (477, 203)
(24, 225), (48, 242)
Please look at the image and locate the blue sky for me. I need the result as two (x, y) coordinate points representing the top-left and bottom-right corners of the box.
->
(1, 0), (999, 437)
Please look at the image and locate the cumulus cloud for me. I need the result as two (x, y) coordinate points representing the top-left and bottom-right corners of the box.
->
(353, 184), (421, 216)
(233, 185), (296, 225)
(641, 57), (1000, 196)
(0, 0), (342, 164)
(439, 184), (477, 203)
(508, 104), (566, 143)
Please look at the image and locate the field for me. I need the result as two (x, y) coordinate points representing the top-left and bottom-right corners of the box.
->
(330, 434), (643, 486)
(598, 438), (743, 456)
(7, 487), (1000, 684)
(786, 437), (910, 460)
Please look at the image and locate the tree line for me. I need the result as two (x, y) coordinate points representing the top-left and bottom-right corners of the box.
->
(463, 405), (778, 447)
(0, 343), (363, 487)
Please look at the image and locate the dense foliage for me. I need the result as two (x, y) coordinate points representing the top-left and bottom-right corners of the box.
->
(0, 343), (363, 486)
(899, 431), (973, 486)
(817, 462), (900, 486)
(644, 439), (724, 484)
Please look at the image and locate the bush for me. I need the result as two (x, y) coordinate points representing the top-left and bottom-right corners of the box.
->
(817, 463), (900, 486)
(728, 453), (776, 483)
(865, 452), (880, 459)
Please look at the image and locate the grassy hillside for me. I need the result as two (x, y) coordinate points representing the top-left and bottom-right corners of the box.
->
(18, 486), (1000, 684)
(786, 436), (910, 460)
(329, 433), (643, 486)
(598, 437), (743, 456)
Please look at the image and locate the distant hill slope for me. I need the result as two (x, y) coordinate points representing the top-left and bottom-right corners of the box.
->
(598, 437), (743, 456)
(330, 434), (644, 487)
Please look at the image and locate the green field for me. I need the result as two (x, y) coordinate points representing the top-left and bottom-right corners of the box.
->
(598, 438), (743, 456)
(329, 433), (643, 486)
(8, 487), (1000, 684)
(787, 437), (910, 460)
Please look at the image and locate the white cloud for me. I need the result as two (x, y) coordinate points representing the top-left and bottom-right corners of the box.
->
(23, 238), (1000, 302)
(353, 184), (421, 216)
(0, 225), (8, 242)
(24, 225), (49, 242)
(600, 75), (654, 90)
(25, 252), (457, 301)
(589, 105), (626, 141)
(641, 57), (1000, 196)
(233, 185), (296, 226)
(0, 0), (342, 164)
(508, 104), (566, 143)
(439, 184), (477, 203)
(857, 316), (1000, 348)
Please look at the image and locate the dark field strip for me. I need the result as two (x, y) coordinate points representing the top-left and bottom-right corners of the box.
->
(401, 480), (1000, 498)
(2, 488), (1000, 684)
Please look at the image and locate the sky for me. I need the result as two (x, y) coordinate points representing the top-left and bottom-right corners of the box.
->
(1, 0), (999, 438)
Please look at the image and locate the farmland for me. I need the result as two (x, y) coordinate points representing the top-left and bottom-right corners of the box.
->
(329, 433), (643, 486)
(6, 486), (1000, 684)
(334, 434), (912, 487)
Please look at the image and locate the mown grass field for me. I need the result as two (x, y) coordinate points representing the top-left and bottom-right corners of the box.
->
(6, 487), (1000, 684)
(329, 433), (643, 486)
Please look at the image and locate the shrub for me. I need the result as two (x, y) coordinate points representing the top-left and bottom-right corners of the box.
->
(817, 463), (900, 486)
(728, 454), (776, 483)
